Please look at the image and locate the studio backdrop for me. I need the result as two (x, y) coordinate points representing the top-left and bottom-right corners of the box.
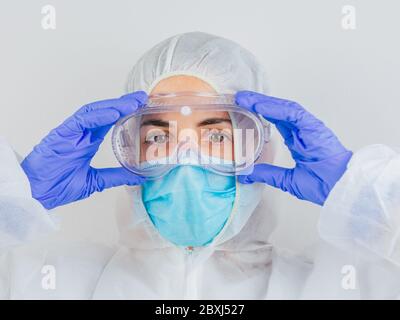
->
(0, 0), (398, 256)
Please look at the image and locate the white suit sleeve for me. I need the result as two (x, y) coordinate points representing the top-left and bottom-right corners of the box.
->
(0, 137), (57, 252)
(318, 144), (400, 266)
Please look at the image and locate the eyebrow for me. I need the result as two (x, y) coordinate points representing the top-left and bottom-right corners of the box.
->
(197, 118), (232, 127)
(140, 117), (232, 127)
(140, 119), (170, 127)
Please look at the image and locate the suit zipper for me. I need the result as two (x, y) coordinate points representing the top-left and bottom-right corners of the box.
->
(183, 246), (199, 299)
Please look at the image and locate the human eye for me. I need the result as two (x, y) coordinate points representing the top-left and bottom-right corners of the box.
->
(144, 130), (169, 145)
(207, 129), (232, 144)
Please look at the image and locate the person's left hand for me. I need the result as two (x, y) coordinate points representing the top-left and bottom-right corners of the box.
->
(236, 90), (353, 206)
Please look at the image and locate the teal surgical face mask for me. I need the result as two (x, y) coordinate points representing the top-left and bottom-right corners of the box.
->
(142, 165), (236, 247)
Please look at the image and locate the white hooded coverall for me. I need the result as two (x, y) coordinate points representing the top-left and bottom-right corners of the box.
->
(0, 32), (399, 299)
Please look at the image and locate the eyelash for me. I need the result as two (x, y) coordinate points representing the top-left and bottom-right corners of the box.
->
(143, 129), (232, 145)
(144, 132), (169, 145)
(204, 130), (232, 143)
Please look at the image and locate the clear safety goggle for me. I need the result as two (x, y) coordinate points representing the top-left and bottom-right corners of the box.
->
(112, 92), (271, 179)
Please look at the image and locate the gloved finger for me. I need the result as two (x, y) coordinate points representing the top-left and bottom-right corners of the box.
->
(235, 91), (321, 131)
(120, 91), (148, 103)
(70, 108), (122, 131)
(238, 163), (292, 191)
(275, 122), (294, 142)
(76, 91), (148, 117)
(91, 167), (147, 192)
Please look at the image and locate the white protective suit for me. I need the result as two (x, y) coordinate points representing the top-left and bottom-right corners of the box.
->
(1, 32), (400, 299)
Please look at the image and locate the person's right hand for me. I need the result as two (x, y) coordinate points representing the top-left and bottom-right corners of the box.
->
(21, 91), (148, 210)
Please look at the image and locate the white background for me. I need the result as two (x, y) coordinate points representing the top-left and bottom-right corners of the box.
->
(0, 0), (399, 254)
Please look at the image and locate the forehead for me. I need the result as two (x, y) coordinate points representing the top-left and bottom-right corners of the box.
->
(150, 75), (216, 94)
(147, 75), (229, 125)
(140, 110), (231, 123)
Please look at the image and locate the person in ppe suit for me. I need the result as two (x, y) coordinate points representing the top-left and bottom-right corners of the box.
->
(1, 32), (400, 299)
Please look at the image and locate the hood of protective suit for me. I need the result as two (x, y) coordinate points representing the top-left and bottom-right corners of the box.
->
(115, 32), (277, 253)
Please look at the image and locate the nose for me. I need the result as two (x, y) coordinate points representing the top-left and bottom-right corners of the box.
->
(177, 128), (200, 149)
(175, 135), (202, 165)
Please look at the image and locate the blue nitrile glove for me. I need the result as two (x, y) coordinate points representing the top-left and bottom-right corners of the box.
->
(21, 91), (148, 210)
(236, 91), (353, 206)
